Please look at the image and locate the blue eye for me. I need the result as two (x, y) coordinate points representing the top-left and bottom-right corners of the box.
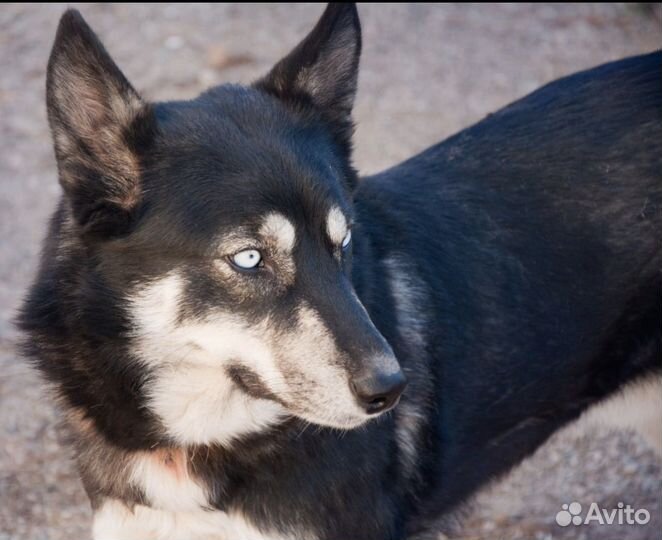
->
(342, 230), (352, 249)
(232, 249), (262, 269)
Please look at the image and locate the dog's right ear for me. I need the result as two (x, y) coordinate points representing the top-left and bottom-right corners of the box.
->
(47, 10), (155, 239)
(255, 3), (361, 150)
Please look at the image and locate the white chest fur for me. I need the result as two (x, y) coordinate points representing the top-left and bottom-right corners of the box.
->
(92, 500), (288, 540)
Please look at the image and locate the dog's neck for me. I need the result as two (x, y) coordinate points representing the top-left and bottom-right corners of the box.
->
(67, 403), (297, 511)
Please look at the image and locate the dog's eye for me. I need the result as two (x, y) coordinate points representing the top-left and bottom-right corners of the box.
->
(231, 249), (262, 269)
(342, 230), (352, 250)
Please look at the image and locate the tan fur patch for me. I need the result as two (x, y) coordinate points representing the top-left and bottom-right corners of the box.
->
(260, 213), (296, 252)
(156, 449), (187, 483)
(62, 406), (141, 509)
(326, 206), (348, 245)
(131, 448), (209, 511)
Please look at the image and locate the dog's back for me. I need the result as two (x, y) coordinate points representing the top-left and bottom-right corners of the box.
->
(354, 51), (662, 524)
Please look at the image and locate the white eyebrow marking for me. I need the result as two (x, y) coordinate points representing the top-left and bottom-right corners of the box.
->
(260, 213), (296, 252)
(326, 206), (348, 245)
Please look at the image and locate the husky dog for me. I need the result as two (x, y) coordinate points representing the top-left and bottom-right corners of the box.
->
(18, 3), (661, 539)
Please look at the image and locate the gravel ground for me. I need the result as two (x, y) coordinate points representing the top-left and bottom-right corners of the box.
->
(1, 3), (660, 540)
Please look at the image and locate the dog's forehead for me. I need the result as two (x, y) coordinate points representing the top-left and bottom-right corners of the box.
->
(141, 89), (352, 248)
(154, 85), (340, 168)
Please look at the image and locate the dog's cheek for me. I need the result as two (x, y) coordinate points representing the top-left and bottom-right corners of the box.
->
(127, 272), (286, 445)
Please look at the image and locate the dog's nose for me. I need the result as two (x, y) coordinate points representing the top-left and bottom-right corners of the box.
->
(350, 369), (407, 415)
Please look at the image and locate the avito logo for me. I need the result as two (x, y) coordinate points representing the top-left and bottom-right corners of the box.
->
(556, 501), (650, 527)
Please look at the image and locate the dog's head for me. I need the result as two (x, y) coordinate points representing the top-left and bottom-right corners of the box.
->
(45, 4), (405, 445)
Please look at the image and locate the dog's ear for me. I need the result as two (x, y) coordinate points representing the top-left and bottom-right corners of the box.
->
(255, 3), (361, 147)
(47, 9), (155, 239)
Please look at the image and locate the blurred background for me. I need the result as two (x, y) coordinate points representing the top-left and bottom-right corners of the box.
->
(0, 3), (660, 539)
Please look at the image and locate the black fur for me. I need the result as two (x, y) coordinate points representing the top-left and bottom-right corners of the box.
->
(18, 4), (661, 539)
(354, 50), (662, 532)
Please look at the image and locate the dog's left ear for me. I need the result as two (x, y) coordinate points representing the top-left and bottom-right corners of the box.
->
(255, 3), (361, 146)
(47, 9), (155, 239)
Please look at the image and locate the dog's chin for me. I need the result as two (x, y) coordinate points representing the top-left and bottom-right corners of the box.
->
(293, 409), (375, 431)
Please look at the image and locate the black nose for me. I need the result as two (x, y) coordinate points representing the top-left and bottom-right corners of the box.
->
(350, 370), (407, 415)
